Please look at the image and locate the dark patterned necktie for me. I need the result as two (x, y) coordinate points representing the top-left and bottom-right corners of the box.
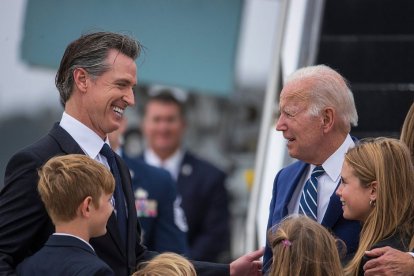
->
(100, 143), (127, 246)
(299, 165), (325, 220)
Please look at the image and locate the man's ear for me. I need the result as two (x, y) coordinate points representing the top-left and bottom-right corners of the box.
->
(73, 68), (88, 93)
(370, 181), (378, 201)
(80, 196), (93, 218)
(322, 107), (335, 133)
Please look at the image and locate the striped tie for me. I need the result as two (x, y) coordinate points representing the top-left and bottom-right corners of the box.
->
(299, 165), (325, 220)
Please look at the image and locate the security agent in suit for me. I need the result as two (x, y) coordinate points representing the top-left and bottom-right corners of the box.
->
(263, 65), (362, 272)
(140, 91), (231, 262)
(108, 122), (187, 254)
(0, 32), (262, 276)
(126, 155), (189, 254)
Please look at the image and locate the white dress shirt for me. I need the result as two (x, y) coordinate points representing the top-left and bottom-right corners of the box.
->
(144, 148), (184, 181)
(288, 134), (355, 223)
(144, 147), (189, 232)
(59, 112), (110, 168)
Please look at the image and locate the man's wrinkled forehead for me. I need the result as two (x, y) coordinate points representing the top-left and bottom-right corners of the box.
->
(279, 81), (312, 108)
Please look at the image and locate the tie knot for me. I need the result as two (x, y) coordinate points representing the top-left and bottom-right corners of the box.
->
(311, 165), (325, 177)
(100, 143), (114, 160)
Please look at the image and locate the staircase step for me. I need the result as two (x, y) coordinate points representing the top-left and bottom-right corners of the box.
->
(323, 0), (414, 35)
(351, 87), (413, 136)
(317, 37), (414, 83)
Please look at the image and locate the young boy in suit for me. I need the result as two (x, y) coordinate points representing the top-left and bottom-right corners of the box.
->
(17, 154), (115, 276)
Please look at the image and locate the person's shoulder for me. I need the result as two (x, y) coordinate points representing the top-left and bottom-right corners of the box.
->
(371, 232), (411, 252)
(124, 154), (173, 181)
(77, 258), (115, 276)
(6, 127), (63, 171)
(183, 151), (225, 176)
(280, 160), (306, 173)
(16, 245), (47, 272)
(274, 160), (307, 180)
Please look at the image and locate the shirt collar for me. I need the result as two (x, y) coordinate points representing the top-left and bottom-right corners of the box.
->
(320, 134), (355, 183)
(53, 233), (95, 252)
(144, 148), (184, 180)
(60, 112), (107, 159)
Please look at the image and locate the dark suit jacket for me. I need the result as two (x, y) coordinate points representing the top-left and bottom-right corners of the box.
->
(122, 153), (187, 253)
(359, 231), (411, 276)
(263, 160), (361, 271)
(17, 235), (114, 276)
(0, 123), (229, 276)
(140, 151), (230, 262)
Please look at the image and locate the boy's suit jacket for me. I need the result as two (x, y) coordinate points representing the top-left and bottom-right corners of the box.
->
(17, 235), (114, 276)
(263, 160), (361, 269)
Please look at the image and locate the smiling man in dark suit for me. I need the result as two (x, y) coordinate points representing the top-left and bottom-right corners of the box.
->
(140, 91), (231, 262)
(0, 31), (262, 276)
(263, 65), (362, 272)
(0, 32), (145, 276)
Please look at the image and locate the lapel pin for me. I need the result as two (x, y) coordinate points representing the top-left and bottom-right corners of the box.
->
(181, 164), (192, 176)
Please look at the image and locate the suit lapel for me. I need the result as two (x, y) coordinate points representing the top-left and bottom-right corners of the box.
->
(321, 180), (343, 228)
(177, 152), (189, 182)
(115, 154), (136, 261)
(48, 123), (84, 155)
(279, 162), (308, 218)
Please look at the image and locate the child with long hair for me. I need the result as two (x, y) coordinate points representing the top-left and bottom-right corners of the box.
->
(336, 137), (414, 276)
(268, 215), (343, 276)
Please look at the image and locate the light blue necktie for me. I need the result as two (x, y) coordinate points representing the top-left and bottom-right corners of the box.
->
(299, 165), (325, 220)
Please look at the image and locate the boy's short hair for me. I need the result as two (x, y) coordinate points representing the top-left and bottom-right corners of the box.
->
(133, 252), (196, 276)
(37, 154), (115, 224)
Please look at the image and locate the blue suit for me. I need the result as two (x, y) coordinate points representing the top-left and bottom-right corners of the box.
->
(263, 160), (361, 270)
(121, 153), (187, 254)
(140, 151), (230, 262)
(17, 235), (114, 276)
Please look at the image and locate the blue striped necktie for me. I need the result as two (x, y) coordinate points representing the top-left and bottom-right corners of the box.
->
(100, 143), (127, 246)
(299, 165), (325, 220)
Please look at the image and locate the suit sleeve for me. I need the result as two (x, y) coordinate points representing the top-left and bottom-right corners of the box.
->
(263, 169), (282, 273)
(0, 151), (53, 275)
(189, 171), (230, 262)
(152, 173), (187, 253)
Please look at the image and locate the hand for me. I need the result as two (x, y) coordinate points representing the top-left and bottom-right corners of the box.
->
(363, 246), (414, 276)
(230, 247), (264, 276)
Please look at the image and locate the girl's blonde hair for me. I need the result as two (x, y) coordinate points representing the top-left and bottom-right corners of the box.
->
(344, 138), (414, 276)
(268, 215), (344, 276)
(133, 253), (196, 276)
